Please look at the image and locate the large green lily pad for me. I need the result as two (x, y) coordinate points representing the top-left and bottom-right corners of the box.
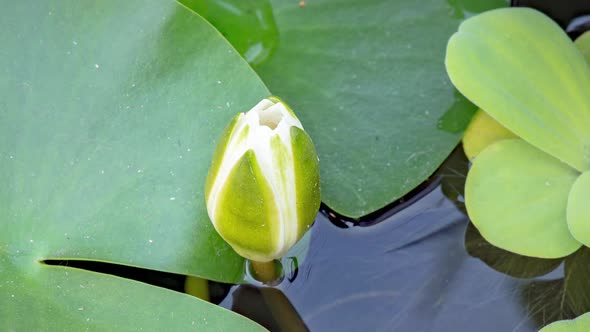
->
(0, 260), (265, 330)
(249, 0), (505, 217)
(0, 0), (270, 329)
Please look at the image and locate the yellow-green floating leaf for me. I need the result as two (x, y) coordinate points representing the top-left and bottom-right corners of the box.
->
(446, 8), (590, 172)
(465, 139), (581, 258)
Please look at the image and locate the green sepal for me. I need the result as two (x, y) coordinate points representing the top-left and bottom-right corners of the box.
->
(291, 126), (321, 233)
(214, 149), (280, 262)
(205, 114), (240, 199)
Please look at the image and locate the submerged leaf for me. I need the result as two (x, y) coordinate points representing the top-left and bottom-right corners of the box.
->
(465, 139), (581, 258)
(446, 8), (590, 172)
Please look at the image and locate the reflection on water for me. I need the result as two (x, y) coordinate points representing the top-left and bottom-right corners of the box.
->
(563, 249), (590, 315)
(519, 248), (590, 326)
(245, 259), (285, 286)
(232, 285), (308, 332)
(180, 0), (278, 66)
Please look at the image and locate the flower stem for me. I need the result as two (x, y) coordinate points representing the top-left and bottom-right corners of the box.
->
(250, 260), (282, 285)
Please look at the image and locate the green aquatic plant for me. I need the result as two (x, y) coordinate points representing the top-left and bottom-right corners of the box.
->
(446, 7), (590, 258)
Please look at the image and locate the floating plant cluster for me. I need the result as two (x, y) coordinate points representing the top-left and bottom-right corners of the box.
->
(446, 8), (590, 259)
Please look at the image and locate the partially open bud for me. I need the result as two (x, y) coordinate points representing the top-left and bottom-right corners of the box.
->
(205, 97), (320, 263)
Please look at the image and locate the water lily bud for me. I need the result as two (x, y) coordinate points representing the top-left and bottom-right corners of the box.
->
(205, 97), (320, 263)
